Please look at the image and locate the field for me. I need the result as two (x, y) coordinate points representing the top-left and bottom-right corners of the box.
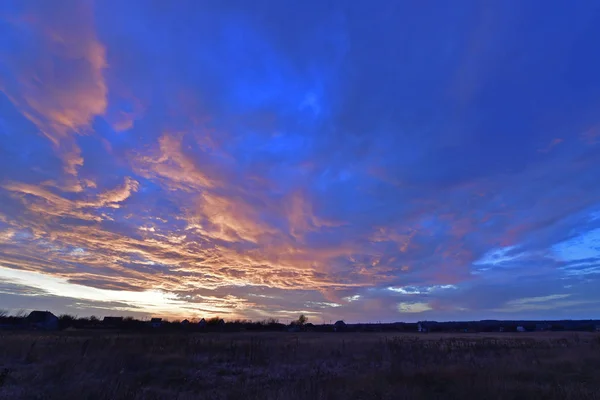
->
(1, 331), (600, 399)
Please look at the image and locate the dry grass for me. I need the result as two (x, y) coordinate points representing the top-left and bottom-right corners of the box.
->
(1, 331), (599, 399)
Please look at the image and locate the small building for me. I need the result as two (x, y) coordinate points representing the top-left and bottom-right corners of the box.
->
(181, 319), (190, 326)
(198, 318), (207, 328)
(516, 326), (526, 332)
(150, 318), (162, 328)
(333, 320), (347, 332)
(595, 325), (600, 332)
(499, 326), (505, 332)
(102, 316), (123, 328)
(26, 311), (59, 331)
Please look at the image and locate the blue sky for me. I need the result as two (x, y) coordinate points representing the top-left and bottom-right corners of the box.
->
(1, 0), (599, 322)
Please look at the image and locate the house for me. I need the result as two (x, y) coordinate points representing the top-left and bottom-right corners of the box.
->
(102, 316), (123, 328)
(595, 325), (600, 332)
(499, 327), (505, 332)
(150, 318), (162, 328)
(198, 318), (207, 328)
(333, 320), (346, 332)
(516, 326), (526, 332)
(26, 311), (59, 330)
(181, 319), (190, 326)
(208, 318), (225, 327)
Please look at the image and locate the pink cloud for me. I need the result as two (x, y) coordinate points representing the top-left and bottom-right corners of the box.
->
(0, 1), (107, 174)
(537, 138), (564, 153)
(581, 125), (599, 145)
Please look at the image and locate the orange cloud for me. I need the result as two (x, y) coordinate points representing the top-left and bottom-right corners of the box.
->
(134, 134), (215, 190)
(2, 177), (138, 221)
(285, 191), (341, 240)
(188, 191), (276, 243)
(2, 179), (360, 296)
(0, 1), (107, 174)
(369, 227), (416, 253)
(77, 177), (139, 209)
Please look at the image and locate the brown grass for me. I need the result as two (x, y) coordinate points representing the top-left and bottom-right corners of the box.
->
(1, 331), (599, 399)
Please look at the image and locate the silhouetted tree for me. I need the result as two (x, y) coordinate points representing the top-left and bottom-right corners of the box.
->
(294, 314), (308, 326)
(58, 314), (77, 329)
(207, 316), (224, 326)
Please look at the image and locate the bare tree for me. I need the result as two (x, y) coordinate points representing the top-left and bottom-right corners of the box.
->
(295, 314), (308, 326)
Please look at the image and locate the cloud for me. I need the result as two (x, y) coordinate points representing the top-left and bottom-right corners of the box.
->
(552, 228), (600, 262)
(134, 134), (215, 190)
(0, 0), (107, 174)
(1, 1), (600, 321)
(188, 191), (276, 244)
(285, 191), (341, 241)
(492, 294), (579, 313)
(537, 138), (564, 153)
(581, 125), (599, 145)
(397, 302), (432, 313)
(76, 177), (139, 208)
(388, 284), (457, 295)
(2, 177), (139, 220)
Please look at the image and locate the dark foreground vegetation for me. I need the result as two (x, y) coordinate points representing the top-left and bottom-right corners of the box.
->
(1, 331), (600, 400)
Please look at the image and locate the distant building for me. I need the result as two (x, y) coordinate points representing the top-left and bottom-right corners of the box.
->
(181, 319), (190, 326)
(26, 311), (58, 330)
(499, 327), (505, 332)
(333, 320), (347, 332)
(150, 318), (162, 328)
(198, 318), (207, 328)
(102, 316), (123, 327)
(595, 325), (600, 332)
(516, 326), (526, 332)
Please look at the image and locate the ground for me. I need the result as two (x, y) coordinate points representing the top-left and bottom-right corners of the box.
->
(1, 331), (599, 399)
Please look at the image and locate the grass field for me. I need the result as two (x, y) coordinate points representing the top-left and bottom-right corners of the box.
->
(1, 331), (600, 399)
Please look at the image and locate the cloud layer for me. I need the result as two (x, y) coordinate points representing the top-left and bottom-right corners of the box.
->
(1, 0), (600, 321)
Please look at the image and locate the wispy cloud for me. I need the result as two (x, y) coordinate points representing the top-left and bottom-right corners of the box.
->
(492, 294), (588, 313)
(398, 302), (432, 313)
(0, 0), (107, 175)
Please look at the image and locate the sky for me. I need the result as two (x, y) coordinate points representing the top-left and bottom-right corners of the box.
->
(1, 1), (600, 323)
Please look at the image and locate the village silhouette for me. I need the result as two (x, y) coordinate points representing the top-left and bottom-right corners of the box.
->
(2, 310), (599, 334)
